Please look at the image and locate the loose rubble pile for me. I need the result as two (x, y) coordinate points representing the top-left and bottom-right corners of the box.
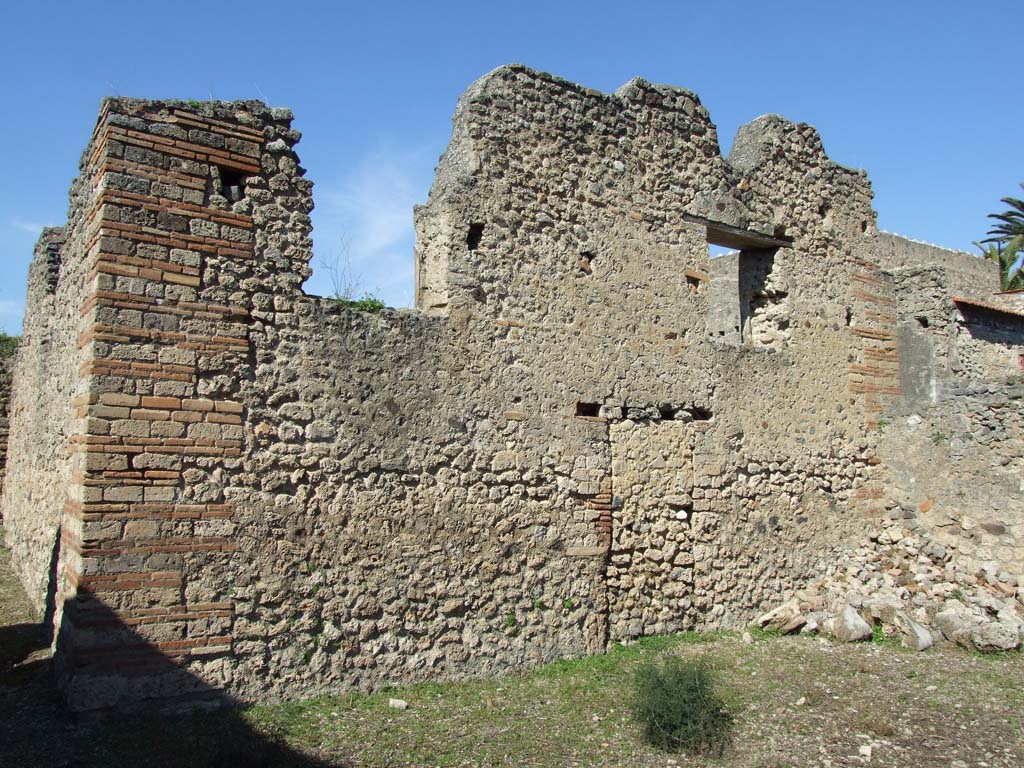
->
(755, 522), (1023, 652)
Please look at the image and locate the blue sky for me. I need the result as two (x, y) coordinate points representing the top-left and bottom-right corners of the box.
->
(1, 1), (1021, 334)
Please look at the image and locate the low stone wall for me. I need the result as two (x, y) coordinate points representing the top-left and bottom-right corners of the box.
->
(875, 233), (994, 299)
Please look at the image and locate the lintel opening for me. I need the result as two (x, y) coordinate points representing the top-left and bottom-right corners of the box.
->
(704, 220), (791, 251)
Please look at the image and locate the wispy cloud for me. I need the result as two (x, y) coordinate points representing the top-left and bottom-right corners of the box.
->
(8, 217), (49, 235)
(309, 144), (435, 308)
(0, 300), (23, 317)
(0, 299), (24, 337)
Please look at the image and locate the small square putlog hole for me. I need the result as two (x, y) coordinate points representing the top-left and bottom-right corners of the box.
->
(684, 268), (707, 295)
(219, 166), (247, 202)
(575, 401), (600, 418)
(466, 223), (485, 251)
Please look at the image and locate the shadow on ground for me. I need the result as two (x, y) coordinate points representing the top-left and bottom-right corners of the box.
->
(0, 546), (348, 768)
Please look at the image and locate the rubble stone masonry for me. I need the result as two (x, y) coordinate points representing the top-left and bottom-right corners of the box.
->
(0, 353), (15, 497)
(1, 65), (1021, 711)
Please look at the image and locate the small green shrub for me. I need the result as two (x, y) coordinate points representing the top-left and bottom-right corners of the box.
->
(334, 294), (386, 313)
(0, 332), (19, 359)
(632, 655), (733, 755)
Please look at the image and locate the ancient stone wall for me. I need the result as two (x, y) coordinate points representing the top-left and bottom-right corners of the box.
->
(881, 259), (1024, 577)
(0, 353), (16, 496)
(3, 221), (77, 614)
(996, 289), (1024, 311)
(1, 65), (1020, 711)
(2, 98), (309, 709)
(950, 303), (1024, 380)
(875, 233), (994, 299)
(881, 381), (1024, 575)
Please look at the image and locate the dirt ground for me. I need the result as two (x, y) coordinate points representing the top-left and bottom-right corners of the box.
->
(1, 543), (1021, 768)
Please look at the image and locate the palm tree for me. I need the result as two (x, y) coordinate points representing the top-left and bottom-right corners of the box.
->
(979, 183), (1024, 290)
(976, 239), (1024, 291)
(983, 183), (1024, 247)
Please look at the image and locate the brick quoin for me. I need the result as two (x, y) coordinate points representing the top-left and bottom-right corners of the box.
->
(43, 100), (279, 710)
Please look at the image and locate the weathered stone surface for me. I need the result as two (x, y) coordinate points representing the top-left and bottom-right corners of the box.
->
(0, 64), (1020, 712)
(754, 598), (804, 634)
(0, 353), (14, 497)
(934, 601), (976, 646)
(832, 605), (872, 643)
(969, 621), (1021, 653)
(863, 593), (903, 625)
(893, 610), (933, 652)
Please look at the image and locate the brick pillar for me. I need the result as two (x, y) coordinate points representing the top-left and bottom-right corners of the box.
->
(848, 256), (900, 429)
(54, 99), (299, 709)
(847, 256), (900, 520)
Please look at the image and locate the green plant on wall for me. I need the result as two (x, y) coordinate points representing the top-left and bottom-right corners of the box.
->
(334, 295), (386, 313)
(0, 332), (19, 359)
(322, 238), (387, 313)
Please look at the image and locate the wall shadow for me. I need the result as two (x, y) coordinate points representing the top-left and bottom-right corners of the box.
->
(960, 305), (1024, 346)
(1, 576), (349, 767)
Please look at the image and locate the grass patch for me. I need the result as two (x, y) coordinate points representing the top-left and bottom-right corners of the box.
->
(870, 622), (903, 649)
(748, 625), (783, 641)
(856, 710), (895, 738)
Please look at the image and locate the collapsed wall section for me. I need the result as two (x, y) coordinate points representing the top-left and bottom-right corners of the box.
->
(879, 260), (1024, 578)
(880, 380), (1024, 575)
